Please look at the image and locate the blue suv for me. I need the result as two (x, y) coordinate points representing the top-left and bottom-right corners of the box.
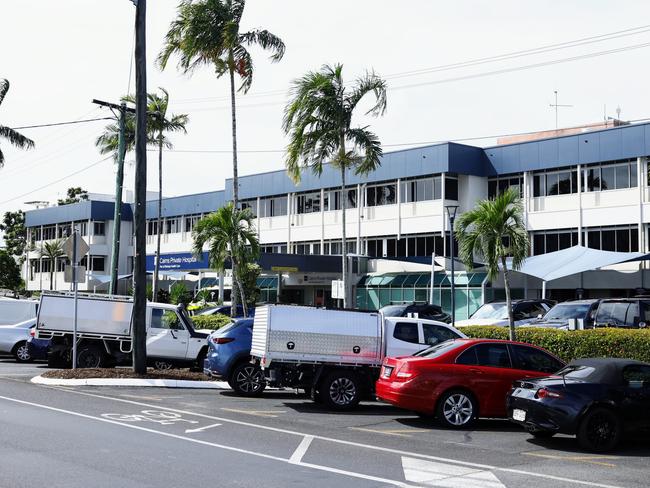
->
(203, 318), (265, 396)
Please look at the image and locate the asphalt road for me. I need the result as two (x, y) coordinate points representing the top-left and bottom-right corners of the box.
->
(0, 359), (648, 488)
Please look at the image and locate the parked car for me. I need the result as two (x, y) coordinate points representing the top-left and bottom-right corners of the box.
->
(528, 299), (600, 330)
(592, 298), (650, 328)
(380, 303), (451, 323)
(376, 338), (565, 427)
(203, 318), (264, 396)
(198, 305), (251, 318)
(0, 318), (46, 362)
(0, 299), (38, 326)
(507, 358), (650, 451)
(454, 299), (555, 327)
(26, 326), (50, 361)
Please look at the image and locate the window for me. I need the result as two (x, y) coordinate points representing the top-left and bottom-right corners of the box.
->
(147, 220), (158, 236)
(259, 196), (288, 217)
(532, 169), (578, 197)
(623, 365), (650, 385)
(326, 188), (357, 210)
(150, 308), (182, 330)
(75, 221), (88, 236)
(366, 183), (397, 207)
(455, 347), (478, 365)
(489, 175), (523, 199)
(393, 322), (419, 344)
(90, 256), (106, 272)
(515, 303), (547, 320)
(56, 257), (67, 272)
(510, 345), (563, 373)
(422, 324), (458, 346)
(42, 225), (56, 241)
(240, 199), (256, 216)
(296, 192), (321, 214)
(93, 221), (106, 236)
(584, 225), (638, 253)
(596, 301), (637, 327)
(444, 176), (458, 200)
(164, 218), (181, 234)
(400, 176), (442, 202)
(474, 343), (512, 368)
(57, 223), (71, 238)
(584, 159), (637, 192)
(185, 215), (201, 233)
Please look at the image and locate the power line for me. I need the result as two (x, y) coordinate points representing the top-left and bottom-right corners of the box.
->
(0, 156), (113, 205)
(11, 117), (113, 131)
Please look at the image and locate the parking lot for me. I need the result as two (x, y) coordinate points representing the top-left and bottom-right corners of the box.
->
(0, 358), (648, 488)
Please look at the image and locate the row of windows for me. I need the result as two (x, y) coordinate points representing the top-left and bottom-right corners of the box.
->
(488, 175), (523, 199)
(531, 225), (639, 255)
(29, 255), (106, 280)
(30, 221), (101, 242)
(146, 214), (203, 236)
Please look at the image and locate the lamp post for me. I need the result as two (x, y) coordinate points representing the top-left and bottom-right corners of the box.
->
(445, 205), (459, 325)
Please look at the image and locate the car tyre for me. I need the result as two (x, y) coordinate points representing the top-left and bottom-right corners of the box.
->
(320, 371), (361, 411)
(527, 427), (555, 439)
(191, 349), (207, 373)
(229, 362), (265, 397)
(436, 390), (477, 429)
(76, 344), (105, 369)
(13, 341), (32, 363)
(577, 407), (621, 452)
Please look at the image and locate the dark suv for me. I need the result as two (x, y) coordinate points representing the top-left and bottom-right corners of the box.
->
(593, 299), (650, 328)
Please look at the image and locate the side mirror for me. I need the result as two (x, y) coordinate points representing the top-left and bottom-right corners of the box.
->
(536, 314), (543, 319)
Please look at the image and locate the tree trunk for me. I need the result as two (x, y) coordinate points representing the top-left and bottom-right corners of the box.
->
(501, 255), (516, 341)
(49, 267), (53, 291)
(232, 257), (247, 317)
(228, 61), (241, 317)
(152, 131), (163, 301)
(340, 165), (348, 308)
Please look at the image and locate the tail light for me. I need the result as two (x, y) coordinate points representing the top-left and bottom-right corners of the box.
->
(394, 362), (417, 381)
(535, 388), (563, 399)
(29, 328), (36, 338)
(212, 337), (234, 344)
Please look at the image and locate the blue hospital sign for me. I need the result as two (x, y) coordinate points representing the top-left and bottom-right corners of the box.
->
(146, 252), (210, 271)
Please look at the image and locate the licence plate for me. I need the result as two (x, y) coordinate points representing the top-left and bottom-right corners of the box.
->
(382, 366), (393, 378)
(512, 409), (526, 422)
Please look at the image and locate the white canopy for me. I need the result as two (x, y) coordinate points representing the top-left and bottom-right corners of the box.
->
(507, 245), (650, 282)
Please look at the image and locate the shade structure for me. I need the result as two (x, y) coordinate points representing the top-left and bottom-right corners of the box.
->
(506, 245), (650, 283)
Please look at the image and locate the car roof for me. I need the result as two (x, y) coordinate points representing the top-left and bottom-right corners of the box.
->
(567, 357), (650, 384)
(551, 299), (599, 305)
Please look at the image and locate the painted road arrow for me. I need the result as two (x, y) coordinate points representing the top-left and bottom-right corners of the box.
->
(185, 422), (222, 434)
(402, 456), (506, 488)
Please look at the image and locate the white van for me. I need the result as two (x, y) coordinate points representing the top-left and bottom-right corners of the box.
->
(0, 299), (38, 326)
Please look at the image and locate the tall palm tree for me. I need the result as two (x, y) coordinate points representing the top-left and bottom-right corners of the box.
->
(455, 187), (530, 341)
(96, 90), (188, 300)
(283, 64), (387, 308)
(39, 239), (65, 291)
(192, 203), (259, 317)
(0, 79), (35, 167)
(158, 0), (285, 210)
(125, 88), (189, 300)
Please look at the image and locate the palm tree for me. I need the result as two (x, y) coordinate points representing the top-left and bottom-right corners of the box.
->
(192, 203), (259, 317)
(125, 88), (189, 300)
(455, 187), (530, 341)
(0, 79), (35, 167)
(96, 90), (188, 300)
(283, 64), (387, 308)
(158, 0), (285, 211)
(39, 240), (65, 291)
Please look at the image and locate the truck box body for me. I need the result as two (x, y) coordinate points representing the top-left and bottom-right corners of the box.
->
(36, 292), (133, 338)
(251, 304), (382, 366)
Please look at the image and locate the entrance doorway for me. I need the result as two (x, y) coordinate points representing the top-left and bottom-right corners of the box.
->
(281, 289), (304, 304)
(314, 288), (333, 308)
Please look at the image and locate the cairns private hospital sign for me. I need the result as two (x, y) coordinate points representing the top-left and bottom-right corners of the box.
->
(146, 252), (210, 272)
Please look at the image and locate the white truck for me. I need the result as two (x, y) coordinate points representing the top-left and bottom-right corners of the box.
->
(35, 292), (209, 369)
(250, 304), (466, 409)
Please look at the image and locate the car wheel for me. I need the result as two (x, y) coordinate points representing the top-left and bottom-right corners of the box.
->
(230, 362), (265, 397)
(320, 371), (361, 410)
(76, 344), (105, 369)
(436, 390), (477, 428)
(13, 341), (32, 363)
(153, 360), (174, 371)
(527, 427), (555, 439)
(577, 407), (621, 452)
(191, 349), (207, 373)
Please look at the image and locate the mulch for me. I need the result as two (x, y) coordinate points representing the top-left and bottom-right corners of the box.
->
(41, 368), (209, 381)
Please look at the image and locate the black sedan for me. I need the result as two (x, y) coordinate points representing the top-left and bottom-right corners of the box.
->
(507, 357), (650, 451)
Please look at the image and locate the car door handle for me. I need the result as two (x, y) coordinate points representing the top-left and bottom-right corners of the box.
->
(469, 368), (483, 374)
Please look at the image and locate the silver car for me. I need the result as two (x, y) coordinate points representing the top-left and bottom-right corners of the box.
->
(0, 318), (36, 362)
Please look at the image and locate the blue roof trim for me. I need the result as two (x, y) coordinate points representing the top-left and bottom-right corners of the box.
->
(25, 201), (133, 227)
(144, 191), (225, 218)
(484, 122), (650, 174)
(225, 142), (488, 199)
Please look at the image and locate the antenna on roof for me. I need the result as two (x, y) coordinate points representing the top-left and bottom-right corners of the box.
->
(549, 90), (573, 130)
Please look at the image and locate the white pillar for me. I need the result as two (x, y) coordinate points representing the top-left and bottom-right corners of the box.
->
(577, 164), (583, 246)
(542, 280), (547, 299)
(320, 188), (325, 253)
(286, 193), (292, 252)
(357, 184), (363, 254)
(397, 178), (402, 240)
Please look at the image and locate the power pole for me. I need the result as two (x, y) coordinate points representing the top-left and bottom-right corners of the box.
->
(92, 99), (135, 295)
(133, 0), (148, 375)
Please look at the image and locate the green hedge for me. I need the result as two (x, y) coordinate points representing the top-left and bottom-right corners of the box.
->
(461, 326), (650, 363)
(190, 313), (232, 331)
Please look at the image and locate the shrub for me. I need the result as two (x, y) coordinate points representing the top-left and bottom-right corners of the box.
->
(461, 326), (650, 363)
(190, 313), (232, 331)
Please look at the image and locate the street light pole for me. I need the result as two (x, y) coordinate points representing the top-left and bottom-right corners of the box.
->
(132, 0), (148, 375)
(445, 205), (459, 325)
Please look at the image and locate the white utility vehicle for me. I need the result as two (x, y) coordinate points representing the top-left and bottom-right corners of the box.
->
(35, 292), (209, 369)
(249, 304), (466, 409)
(0, 298), (38, 326)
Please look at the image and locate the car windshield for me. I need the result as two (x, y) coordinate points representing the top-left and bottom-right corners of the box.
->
(381, 305), (408, 317)
(543, 303), (591, 320)
(413, 340), (465, 358)
(179, 308), (197, 330)
(470, 303), (508, 320)
(199, 307), (219, 315)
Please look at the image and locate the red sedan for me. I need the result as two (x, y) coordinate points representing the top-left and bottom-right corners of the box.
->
(376, 338), (565, 428)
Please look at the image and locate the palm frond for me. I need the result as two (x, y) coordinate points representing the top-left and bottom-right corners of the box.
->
(346, 127), (382, 175)
(239, 29), (286, 62)
(0, 79), (9, 107)
(0, 125), (35, 151)
(345, 71), (387, 116)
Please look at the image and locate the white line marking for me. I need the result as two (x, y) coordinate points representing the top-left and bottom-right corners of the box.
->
(0, 395), (413, 488)
(34, 386), (625, 488)
(221, 408), (286, 418)
(289, 435), (314, 464)
(185, 422), (222, 434)
(402, 456), (506, 487)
